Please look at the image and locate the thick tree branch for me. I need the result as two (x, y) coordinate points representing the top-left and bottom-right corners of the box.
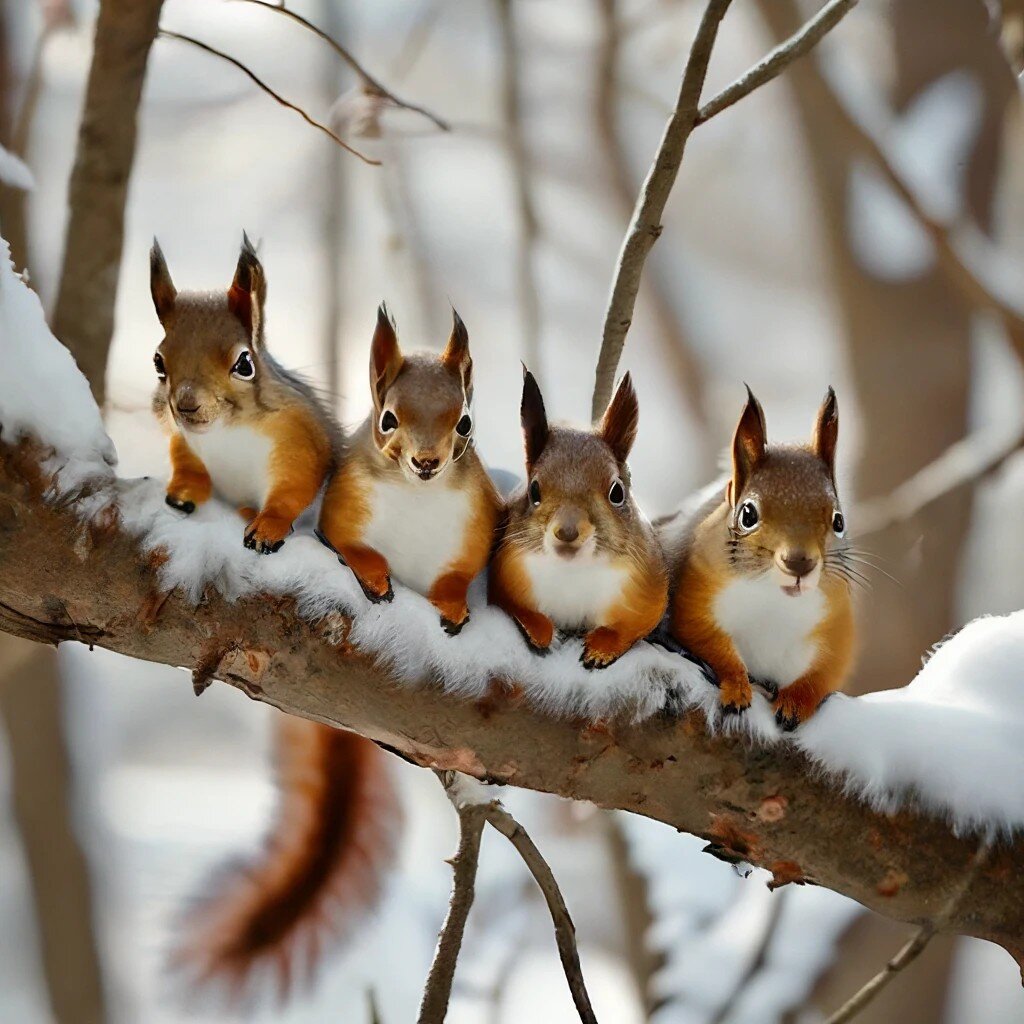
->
(1, 441), (1023, 970)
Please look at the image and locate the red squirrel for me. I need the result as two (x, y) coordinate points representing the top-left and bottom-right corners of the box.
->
(317, 304), (502, 633)
(660, 387), (855, 729)
(150, 234), (337, 553)
(489, 369), (668, 669)
(150, 239), (399, 999)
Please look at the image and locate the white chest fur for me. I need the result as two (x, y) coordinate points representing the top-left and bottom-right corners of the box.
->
(713, 576), (826, 686)
(362, 477), (473, 595)
(522, 551), (629, 631)
(183, 424), (273, 510)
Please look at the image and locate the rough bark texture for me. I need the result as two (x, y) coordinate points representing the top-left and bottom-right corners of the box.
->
(1, 441), (1022, 969)
(51, 0), (164, 404)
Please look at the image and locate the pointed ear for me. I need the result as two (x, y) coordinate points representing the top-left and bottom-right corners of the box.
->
(442, 308), (472, 395)
(521, 366), (548, 471)
(600, 372), (639, 464)
(227, 231), (267, 343)
(812, 386), (839, 479)
(370, 303), (403, 408)
(150, 238), (177, 325)
(729, 385), (767, 505)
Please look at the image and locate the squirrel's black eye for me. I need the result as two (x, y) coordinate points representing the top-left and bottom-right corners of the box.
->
(529, 479), (542, 506)
(832, 510), (846, 536)
(456, 413), (473, 437)
(380, 410), (399, 433)
(153, 352), (166, 381)
(738, 500), (760, 531)
(608, 479), (625, 507)
(231, 349), (255, 380)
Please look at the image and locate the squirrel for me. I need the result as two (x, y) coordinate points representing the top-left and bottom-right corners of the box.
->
(659, 386), (855, 730)
(317, 304), (501, 633)
(149, 233), (338, 553)
(151, 238), (399, 1000)
(489, 369), (668, 669)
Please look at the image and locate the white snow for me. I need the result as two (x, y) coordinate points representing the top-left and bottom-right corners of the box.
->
(0, 235), (116, 492)
(0, 145), (33, 192)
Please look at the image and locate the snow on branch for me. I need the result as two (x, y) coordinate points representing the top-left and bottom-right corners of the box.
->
(2, 238), (1024, 968)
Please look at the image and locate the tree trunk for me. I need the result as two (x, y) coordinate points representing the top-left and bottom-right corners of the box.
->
(51, 0), (164, 404)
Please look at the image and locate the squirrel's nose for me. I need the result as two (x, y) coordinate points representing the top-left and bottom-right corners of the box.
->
(780, 552), (816, 578)
(411, 456), (440, 472)
(554, 523), (579, 544)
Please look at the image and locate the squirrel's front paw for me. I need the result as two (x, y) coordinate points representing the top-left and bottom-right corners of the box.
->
(581, 628), (628, 671)
(773, 681), (824, 732)
(244, 512), (291, 555)
(718, 672), (753, 716)
(165, 494), (196, 515)
(514, 613), (553, 656)
(354, 572), (394, 604)
(440, 612), (469, 636)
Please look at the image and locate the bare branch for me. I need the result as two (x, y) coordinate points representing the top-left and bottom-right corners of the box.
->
(485, 803), (598, 1023)
(855, 428), (1024, 537)
(158, 30), (380, 166)
(591, 0), (733, 421)
(496, 0), (541, 370)
(3, 444), (1024, 969)
(418, 786), (488, 1024)
(231, 0), (450, 132)
(696, 0), (859, 125)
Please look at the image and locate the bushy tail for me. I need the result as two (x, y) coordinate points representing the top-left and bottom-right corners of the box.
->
(177, 717), (401, 1002)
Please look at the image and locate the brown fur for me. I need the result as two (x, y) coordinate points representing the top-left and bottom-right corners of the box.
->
(176, 719), (400, 1004)
(489, 371), (667, 668)
(318, 306), (501, 627)
(150, 236), (339, 551)
(662, 388), (855, 728)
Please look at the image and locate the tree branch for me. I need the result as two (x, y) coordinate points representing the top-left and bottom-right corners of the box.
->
(230, 0), (450, 132)
(158, 31), (380, 166)
(2, 440), (1024, 970)
(591, 0), (732, 421)
(418, 788), (488, 1024)
(695, 0), (859, 125)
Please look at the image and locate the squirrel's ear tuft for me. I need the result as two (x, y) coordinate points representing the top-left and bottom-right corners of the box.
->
(228, 233), (267, 343)
(442, 308), (472, 394)
(370, 303), (403, 408)
(521, 366), (549, 471)
(812, 386), (839, 479)
(600, 372), (639, 464)
(150, 238), (177, 325)
(730, 385), (767, 504)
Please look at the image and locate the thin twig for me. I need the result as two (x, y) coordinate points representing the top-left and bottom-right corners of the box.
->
(591, 0), (732, 421)
(485, 804), (599, 1024)
(158, 30), (380, 165)
(496, 0), (541, 370)
(709, 891), (788, 1024)
(230, 0), (450, 131)
(855, 428), (1024, 537)
(418, 796), (488, 1024)
(594, 0), (714, 473)
(824, 837), (992, 1024)
(696, 0), (859, 124)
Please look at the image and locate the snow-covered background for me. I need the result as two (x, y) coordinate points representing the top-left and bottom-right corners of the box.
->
(2, 0), (1024, 1021)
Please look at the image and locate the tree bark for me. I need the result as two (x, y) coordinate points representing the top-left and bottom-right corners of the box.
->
(51, 0), (164, 404)
(1, 441), (1022, 971)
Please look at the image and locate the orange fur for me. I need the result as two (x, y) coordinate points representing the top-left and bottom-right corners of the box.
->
(583, 570), (668, 668)
(167, 433), (212, 509)
(488, 544), (556, 650)
(177, 720), (401, 1005)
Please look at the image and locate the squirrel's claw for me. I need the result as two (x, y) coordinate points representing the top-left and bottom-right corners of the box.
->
(580, 648), (621, 671)
(353, 573), (393, 605)
(441, 614), (468, 637)
(775, 706), (801, 732)
(514, 619), (550, 656)
(244, 529), (285, 555)
(165, 494), (196, 515)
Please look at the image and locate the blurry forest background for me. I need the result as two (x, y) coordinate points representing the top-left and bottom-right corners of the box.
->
(2, 0), (1024, 1021)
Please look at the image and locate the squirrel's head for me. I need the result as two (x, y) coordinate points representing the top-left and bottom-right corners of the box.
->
(368, 304), (474, 483)
(725, 386), (845, 596)
(515, 369), (642, 561)
(149, 234), (267, 432)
